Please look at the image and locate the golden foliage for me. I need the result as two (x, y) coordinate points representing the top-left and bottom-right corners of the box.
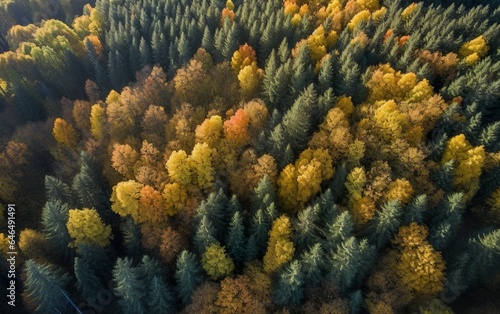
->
(215, 275), (266, 314)
(263, 215), (294, 273)
(111, 143), (139, 179)
(458, 36), (489, 64)
(202, 244), (235, 280)
(278, 148), (334, 212)
(393, 223), (445, 295)
(90, 104), (106, 140)
(66, 208), (112, 248)
(384, 179), (414, 205)
(19, 229), (49, 263)
(163, 182), (188, 216)
(52, 118), (77, 148)
(441, 134), (485, 199)
(111, 180), (143, 220)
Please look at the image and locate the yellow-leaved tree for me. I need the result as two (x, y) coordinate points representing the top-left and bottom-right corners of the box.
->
(110, 180), (143, 221)
(392, 223), (445, 295)
(441, 134), (485, 200)
(263, 215), (295, 273)
(66, 208), (112, 248)
(458, 35), (489, 65)
(278, 148), (334, 212)
(53, 118), (77, 148)
(202, 243), (235, 280)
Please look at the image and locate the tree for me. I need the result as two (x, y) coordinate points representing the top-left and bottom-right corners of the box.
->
(66, 208), (112, 249)
(23, 260), (74, 313)
(300, 243), (326, 287)
(41, 200), (72, 258)
(274, 260), (305, 307)
(278, 148), (334, 212)
(110, 145), (140, 179)
(113, 257), (147, 314)
(72, 152), (108, 213)
(74, 255), (103, 299)
(176, 250), (205, 305)
(138, 256), (175, 313)
(225, 211), (246, 265)
(52, 118), (77, 148)
(215, 275), (266, 313)
(329, 237), (376, 292)
(111, 179), (143, 219)
(263, 215), (295, 273)
(393, 223), (446, 295)
(193, 215), (218, 256)
(366, 200), (403, 249)
(202, 243), (235, 280)
(90, 104), (106, 140)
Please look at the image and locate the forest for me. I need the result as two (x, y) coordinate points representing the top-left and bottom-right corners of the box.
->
(0, 0), (500, 312)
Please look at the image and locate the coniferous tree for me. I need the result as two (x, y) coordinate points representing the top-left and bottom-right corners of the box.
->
(41, 200), (72, 260)
(72, 152), (108, 214)
(23, 260), (74, 313)
(274, 260), (304, 307)
(113, 257), (147, 314)
(323, 211), (354, 252)
(429, 193), (465, 251)
(74, 256), (103, 299)
(300, 243), (325, 287)
(122, 218), (143, 263)
(366, 200), (403, 249)
(225, 211), (246, 265)
(175, 250), (204, 305)
(193, 215), (218, 256)
(138, 256), (175, 313)
(247, 209), (270, 259)
(44, 175), (71, 203)
(293, 204), (320, 253)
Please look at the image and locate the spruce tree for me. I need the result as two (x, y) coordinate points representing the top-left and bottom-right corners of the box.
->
(74, 256), (103, 299)
(300, 243), (325, 287)
(175, 250), (204, 305)
(366, 200), (402, 249)
(113, 257), (147, 314)
(429, 193), (465, 251)
(41, 200), (72, 260)
(24, 260), (74, 313)
(293, 205), (320, 254)
(274, 260), (305, 307)
(193, 215), (218, 255)
(225, 211), (246, 265)
(44, 175), (71, 204)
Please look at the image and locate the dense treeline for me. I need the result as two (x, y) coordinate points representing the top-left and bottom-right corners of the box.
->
(1, 0), (500, 313)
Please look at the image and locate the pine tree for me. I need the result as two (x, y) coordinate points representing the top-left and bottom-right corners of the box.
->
(74, 256), (103, 299)
(175, 250), (204, 305)
(44, 175), (71, 204)
(274, 260), (305, 307)
(402, 194), (427, 225)
(323, 211), (353, 252)
(329, 237), (375, 292)
(429, 193), (465, 251)
(122, 218), (143, 263)
(248, 209), (270, 259)
(41, 200), (72, 259)
(138, 256), (175, 312)
(251, 175), (276, 215)
(113, 257), (147, 314)
(72, 152), (109, 215)
(293, 205), (320, 253)
(300, 243), (325, 287)
(317, 54), (334, 94)
(193, 215), (218, 255)
(139, 36), (151, 69)
(24, 260), (74, 313)
(281, 85), (317, 155)
(366, 200), (402, 249)
(225, 211), (246, 265)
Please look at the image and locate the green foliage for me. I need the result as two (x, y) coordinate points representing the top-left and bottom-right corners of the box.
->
(274, 260), (305, 307)
(24, 260), (73, 313)
(113, 257), (147, 314)
(175, 250), (204, 305)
